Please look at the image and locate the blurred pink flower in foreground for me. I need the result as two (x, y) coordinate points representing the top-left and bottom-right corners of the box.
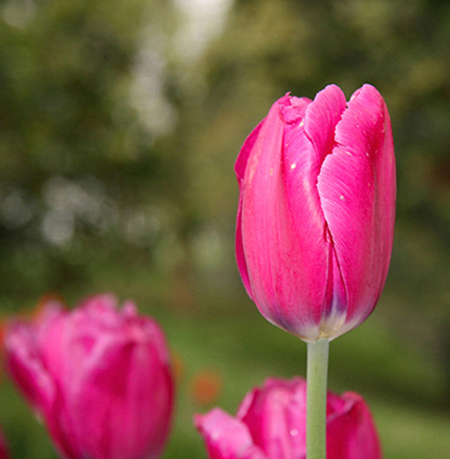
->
(195, 377), (382, 459)
(236, 84), (396, 342)
(5, 294), (174, 459)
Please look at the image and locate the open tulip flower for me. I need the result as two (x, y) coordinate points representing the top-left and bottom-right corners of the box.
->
(236, 84), (396, 342)
(5, 294), (174, 459)
(195, 377), (382, 459)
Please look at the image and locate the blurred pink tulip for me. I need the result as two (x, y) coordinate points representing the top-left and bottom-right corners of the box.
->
(236, 84), (396, 342)
(5, 294), (174, 459)
(195, 377), (382, 459)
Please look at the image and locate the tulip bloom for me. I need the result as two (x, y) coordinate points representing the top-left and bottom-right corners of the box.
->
(236, 84), (395, 341)
(5, 294), (174, 459)
(195, 377), (382, 459)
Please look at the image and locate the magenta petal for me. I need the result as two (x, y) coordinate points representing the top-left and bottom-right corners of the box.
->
(78, 293), (118, 312)
(194, 409), (267, 459)
(5, 323), (55, 411)
(235, 120), (265, 189)
(5, 320), (57, 416)
(237, 378), (307, 459)
(276, 86), (347, 336)
(303, 84), (347, 168)
(234, 117), (276, 303)
(234, 99), (284, 302)
(5, 308), (81, 459)
(236, 94), (327, 339)
(235, 118), (267, 296)
(235, 96), (288, 308)
(327, 392), (383, 459)
(68, 334), (173, 459)
(317, 84), (396, 338)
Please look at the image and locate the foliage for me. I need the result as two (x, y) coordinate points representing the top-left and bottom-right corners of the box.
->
(0, 0), (178, 302)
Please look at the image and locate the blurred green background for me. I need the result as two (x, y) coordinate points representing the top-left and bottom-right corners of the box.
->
(1, 0), (450, 458)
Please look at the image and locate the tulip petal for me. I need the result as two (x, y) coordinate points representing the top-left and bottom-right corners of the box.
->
(4, 322), (56, 416)
(317, 84), (395, 338)
(64, 322), (172, 459)
(235, 95), (292, 319)
(238, 378), (307, 459)
(5, 302), (66, 417)
(235, 120), (264, 189)
(327, 392), (383, 459)
(4, 307), (82, 459)
(303, 84), (347, 169)
(235, 120), (265, 294)
(194, 409), (268, 459)
(234, 103), (284, 299)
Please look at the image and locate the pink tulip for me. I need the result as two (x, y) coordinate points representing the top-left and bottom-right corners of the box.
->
(194, 377), (382, 459)
(236, 84), (396, 341)
(5, 294), (174, 459)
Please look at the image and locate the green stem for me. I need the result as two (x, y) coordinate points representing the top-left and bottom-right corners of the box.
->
(306, 338), (330, 459)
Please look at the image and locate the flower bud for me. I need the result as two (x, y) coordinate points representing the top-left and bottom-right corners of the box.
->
(5, 294), (174, 459)
(236, 84), (396, 341)
(195, 377), (382, 459)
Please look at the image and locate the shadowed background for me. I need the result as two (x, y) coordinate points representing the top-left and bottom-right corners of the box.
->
(0, 0), (450, 458)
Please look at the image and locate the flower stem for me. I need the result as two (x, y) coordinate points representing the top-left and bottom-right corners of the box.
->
(306, 338), (330, 459)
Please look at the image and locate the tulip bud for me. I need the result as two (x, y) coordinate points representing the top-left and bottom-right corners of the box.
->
(5, 294), (174, 459)
(195, 377), (382, 459)
(235, 84), (396, 341)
